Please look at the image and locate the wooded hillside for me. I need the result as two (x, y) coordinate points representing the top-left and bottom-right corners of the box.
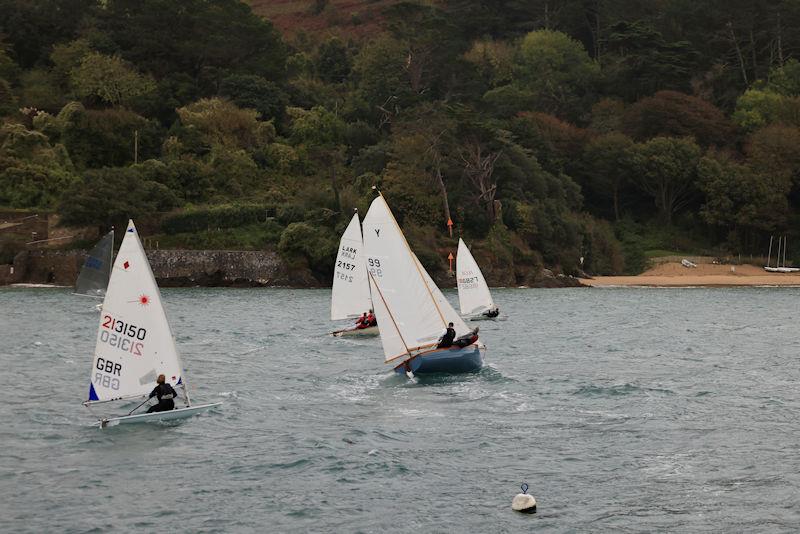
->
(2, 0), (800, 280)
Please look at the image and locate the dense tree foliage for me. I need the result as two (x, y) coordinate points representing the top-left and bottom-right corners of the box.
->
(4, 0), (800, 277)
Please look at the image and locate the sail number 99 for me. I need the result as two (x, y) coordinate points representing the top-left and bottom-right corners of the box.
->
(367, 258), (383, 278)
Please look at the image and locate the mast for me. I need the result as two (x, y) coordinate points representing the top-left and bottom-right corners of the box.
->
(767, 235), (773, 267)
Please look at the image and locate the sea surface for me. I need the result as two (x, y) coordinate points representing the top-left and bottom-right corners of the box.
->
(1, 286), (799, 533)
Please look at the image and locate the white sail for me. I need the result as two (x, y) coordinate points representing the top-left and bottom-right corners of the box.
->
(74, 230), (114, 298)
(363, 195), (470, 363)
(87, 220), (183, 403)
(414, 252), (470, 334)
(331, 213), (372, 320)
(456, 238), (495, 315)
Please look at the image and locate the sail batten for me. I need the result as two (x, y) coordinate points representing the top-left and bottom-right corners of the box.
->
(363, 195), (471, 363)
(87, 221), (184, 403)
(74, 230), (114, 298)
(456, 238), (495, 316)
(331, 213), (372, 321)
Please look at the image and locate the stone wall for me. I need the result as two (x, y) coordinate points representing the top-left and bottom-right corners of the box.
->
(146, 250), (320, 287)
(11, 249), (84, 285)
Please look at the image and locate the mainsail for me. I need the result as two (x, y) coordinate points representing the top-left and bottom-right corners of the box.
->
(363, 195), (470, 363)
(87, 220), (184, 403)
(331, 213), (372, 320)
(456, 238), (495, 315)
(74, 230), (114, 298)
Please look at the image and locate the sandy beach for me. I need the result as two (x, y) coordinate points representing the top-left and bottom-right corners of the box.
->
(586, 262), (800, 287)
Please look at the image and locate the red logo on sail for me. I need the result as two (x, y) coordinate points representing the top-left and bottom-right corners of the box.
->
(123, 261), (130, 269)
(139, 294), (150, 305)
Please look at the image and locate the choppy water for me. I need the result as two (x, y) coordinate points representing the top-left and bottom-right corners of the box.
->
(1, 286), (799, 532)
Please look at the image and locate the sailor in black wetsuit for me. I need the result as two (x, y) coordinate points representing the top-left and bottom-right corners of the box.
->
(147, 374), (178, 413)
(437, 322), (456, 348)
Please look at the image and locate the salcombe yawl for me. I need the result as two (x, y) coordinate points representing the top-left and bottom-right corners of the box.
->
(74, 229), (114, 311)
(330, 212), (378, 337)
(83, 220), (221, 427)
(363, 194), (485, 375)
(456, 238), (499, 320)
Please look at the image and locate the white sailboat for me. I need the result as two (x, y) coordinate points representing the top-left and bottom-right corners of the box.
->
(456, 238), (499, 320)
(83, 220), (221, 427)
(764, 235), (800, 272)
(74, 229), (114, 299)
(330, 212), (378, 337)
(363, 194), (484, 375)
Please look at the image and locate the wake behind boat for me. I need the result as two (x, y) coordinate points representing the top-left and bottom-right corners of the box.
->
(363, 193), (485, 375)
(456, 238), (500, 320)
(83, 220), (220, 427)
(330, 211), (378, 337)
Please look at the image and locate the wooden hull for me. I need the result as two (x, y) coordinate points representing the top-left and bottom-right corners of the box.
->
(395, 344), (484, 375)
(331, 325), (379, 337)
(98, 402), (221, 428)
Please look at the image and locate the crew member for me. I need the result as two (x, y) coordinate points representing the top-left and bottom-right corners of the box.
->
(147, 374), (179, 413)
(355, 312), (369, 329)
(366, 309), (377, 326)
(437, 322), (456, 348)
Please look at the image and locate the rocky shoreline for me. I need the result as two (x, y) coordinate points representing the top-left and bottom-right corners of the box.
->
(1, 248), (586, 289)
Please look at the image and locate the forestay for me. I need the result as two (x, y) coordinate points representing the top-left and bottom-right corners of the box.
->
(331, 213), (372, 320)
(363, 195), (470, 363)
(74, 230), (114, 298)
(87, 220), (184, 403)
(456, 238), (495, 315)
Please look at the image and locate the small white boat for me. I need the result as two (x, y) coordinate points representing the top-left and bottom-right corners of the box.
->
(83, 220), (220, 427)
(330, 212), (378, 337)
(456, 238), (500, 320)
(363, 194), (485, 375)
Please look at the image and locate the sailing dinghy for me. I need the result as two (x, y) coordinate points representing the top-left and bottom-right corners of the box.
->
(330, 212), (378, 337)
(74, 229), (114, 311)
(83, 220), (221, 427)
(456, 238), (499, 320)
(363, 194), (485, 375)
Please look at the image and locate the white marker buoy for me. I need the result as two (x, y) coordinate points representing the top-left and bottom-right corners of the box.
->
(512, 483), (536, 514)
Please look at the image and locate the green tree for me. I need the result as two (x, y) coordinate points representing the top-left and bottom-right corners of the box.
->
(176, 98), (270, 151)
(219, 74), (288, 126)
(698, 154), (789, 248)
(513, 29), (599, 119)
(70, 52), (156, 107)
(315, 37), (351, 83)
(630, 137), (701, 224)
(58, 165), (179, 227)
(580, 132), (636, 220)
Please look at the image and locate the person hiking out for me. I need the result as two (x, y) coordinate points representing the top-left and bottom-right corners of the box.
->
(437, 322), (456, 348)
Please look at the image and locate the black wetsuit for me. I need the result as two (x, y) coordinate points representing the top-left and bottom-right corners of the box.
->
(437, 327), (456, 348)
(147, 383), (178, 413)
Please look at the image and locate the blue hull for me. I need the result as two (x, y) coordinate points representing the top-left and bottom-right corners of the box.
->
(395, 344), (484, 375)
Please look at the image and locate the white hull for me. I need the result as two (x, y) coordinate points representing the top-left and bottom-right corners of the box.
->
(764, 266), (800, 273)
(98, 402), (221, 427)
(331, 325), (379, 337)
